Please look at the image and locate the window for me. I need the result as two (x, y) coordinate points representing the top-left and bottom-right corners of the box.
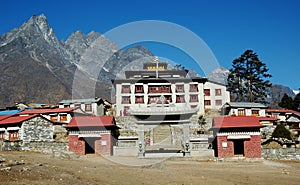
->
(121, 96), (131, 104)
(85, 104), (92, 111)
(0, 131), (4, 140)
(135, 85), (144, 93)
(251, 110), (260, 116)
(215, 100), (223, 106)
(204, 89), (210, 96)
(176, 95), (185, 103)
(176, 85), (184, 93)
(148, 96), (158, 104)
(149, 85), (171, 93)
(60, 114), (68, 122)
(238, 109), (246, 116)
(204, 100), (211, 106)
(64, 105), (70, 108)
(121, 85), (131, 93)
(189, 84), (198, 92)
(164, 95), (172, 103)
(9, 131), (19, 141)
(215, 89), (222, 96)
(190, 95), (199, 102)
(50, 115), (58, 122)
(135, 96), (144, 104)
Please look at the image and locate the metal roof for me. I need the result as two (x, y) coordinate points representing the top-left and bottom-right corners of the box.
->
(65, 116), (116, 128)
(0, 114), (38, 125)
(225, 102), (267, 108)
(212, 116), (264, 129)
(59, 98), (102, 104)
(0, 110), (21, 116)
(19, 108), (74, 115)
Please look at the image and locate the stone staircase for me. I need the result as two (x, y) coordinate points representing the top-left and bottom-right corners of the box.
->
(153, 125), (171, 145)
(146, 125), (182, 151)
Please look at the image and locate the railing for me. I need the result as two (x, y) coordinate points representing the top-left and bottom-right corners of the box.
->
(217, 132), (261, 136)
(129, 106), (198, 115)
(69, 130), (110, 135)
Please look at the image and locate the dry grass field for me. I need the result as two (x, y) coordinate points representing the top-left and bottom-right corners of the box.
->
(1, 151), (300, 185)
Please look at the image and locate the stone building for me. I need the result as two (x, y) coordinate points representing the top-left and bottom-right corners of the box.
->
(0, 114), (53, 142)
(211, 116), (264, 158)
(65, 116), (119, 156)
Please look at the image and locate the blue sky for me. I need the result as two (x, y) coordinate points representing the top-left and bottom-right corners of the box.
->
(1, 0), (299, 90)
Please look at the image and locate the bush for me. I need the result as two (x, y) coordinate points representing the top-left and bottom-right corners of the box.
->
(271, 124), (292, 140)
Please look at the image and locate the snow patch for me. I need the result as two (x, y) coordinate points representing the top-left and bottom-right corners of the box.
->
(103, 67), (109, 72)
(293, 90), (300, 95)
(0, 42), (7, 47)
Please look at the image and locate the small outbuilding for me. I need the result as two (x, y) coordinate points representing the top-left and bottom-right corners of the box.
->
(65, 116), (119, 156)
(211, 116), (264, 158)
(0, 114), (54, 142)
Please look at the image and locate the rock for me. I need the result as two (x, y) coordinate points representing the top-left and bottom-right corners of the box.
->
(0, 167), (11, 171)
(52, 151), (78, 159)
(0, 156), (6, 163)
(21, 167), (31, 172)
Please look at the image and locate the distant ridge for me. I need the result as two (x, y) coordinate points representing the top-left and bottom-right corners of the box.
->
(0, 14), (153, 107)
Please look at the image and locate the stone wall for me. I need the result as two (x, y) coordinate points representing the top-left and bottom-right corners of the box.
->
(262, 148), (300, 160)
(20, 117), (53, 142)
(0, 141), (68, 153)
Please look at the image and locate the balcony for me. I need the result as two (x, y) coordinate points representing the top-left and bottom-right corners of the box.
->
(129, 105), (198, 115)
(148, 86), (171, 93)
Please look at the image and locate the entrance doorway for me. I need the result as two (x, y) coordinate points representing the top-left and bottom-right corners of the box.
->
(84, 137), (97, 154)
(233, 139), (244, 156)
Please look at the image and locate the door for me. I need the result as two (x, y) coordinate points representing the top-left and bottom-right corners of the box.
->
(84, 137), (97, 154)
(233, 139), (244, 156)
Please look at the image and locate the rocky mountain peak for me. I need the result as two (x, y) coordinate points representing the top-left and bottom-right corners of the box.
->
(0, 14), (61, 51)
(207, 66), (230, 84)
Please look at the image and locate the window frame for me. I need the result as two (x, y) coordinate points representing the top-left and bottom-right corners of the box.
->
(204, 89), (210, 96)
(215, 89), (222, 96)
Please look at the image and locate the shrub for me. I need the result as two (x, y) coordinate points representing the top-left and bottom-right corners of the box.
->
(271, 124), (292, 140)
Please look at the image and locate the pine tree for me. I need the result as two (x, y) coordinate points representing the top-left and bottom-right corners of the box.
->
(278, 93), (294, 109)
(227, 50), (272, 103)
(293, 93), (300, 111)
(272, 124), (292, 140)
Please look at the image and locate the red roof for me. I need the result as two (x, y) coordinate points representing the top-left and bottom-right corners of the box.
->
(257, 117), (278, 121)
(212, 116), (264, 129)
(266, 109), (300, 117)
(0, 114), (39, 125)
(66, 116), (116, 128)
(19, 108), (74, 115)
(0, 115), (13, 121)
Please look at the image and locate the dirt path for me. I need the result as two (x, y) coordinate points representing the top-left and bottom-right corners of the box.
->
(1, 151), (300, 185)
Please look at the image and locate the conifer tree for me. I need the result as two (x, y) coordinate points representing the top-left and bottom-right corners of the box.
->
(293, 93), (300, 111)
(278, 93), (294, 109)
(227, 50), (272, 103)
